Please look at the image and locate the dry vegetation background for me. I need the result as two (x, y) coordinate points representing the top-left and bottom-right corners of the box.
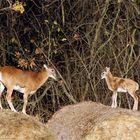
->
(0, 0), (140, 122)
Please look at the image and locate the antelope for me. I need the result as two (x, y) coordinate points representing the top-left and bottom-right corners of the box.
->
(0, 64), (57, 114)
(101, 67), (139, 110)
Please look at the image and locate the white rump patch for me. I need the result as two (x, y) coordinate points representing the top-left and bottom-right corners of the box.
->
(0, 82), (5, 93)
(117, 88), (127, 93)
(0, 72), (3, 82)
(0, 72), (5, 93)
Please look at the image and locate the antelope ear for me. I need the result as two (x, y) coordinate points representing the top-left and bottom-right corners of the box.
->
(43, 64), (48, 69)
(105, 67), (110, 71)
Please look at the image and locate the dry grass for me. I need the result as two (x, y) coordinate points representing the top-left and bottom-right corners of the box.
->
(47, 101), (140, 140)
(0, 109), (57, 140)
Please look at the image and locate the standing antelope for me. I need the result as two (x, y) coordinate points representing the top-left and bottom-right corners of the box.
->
(0, 64), (56, 114)
(101, 67), (139, 110)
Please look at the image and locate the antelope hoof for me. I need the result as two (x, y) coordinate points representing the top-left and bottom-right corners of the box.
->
(0, 107), (3, 110)
(11, 109), (17, 112)
(111, 104), (115, 108)
(133, 107), (138, 111)
(22, 110), (27, 115)
(111, 104), (117, 108)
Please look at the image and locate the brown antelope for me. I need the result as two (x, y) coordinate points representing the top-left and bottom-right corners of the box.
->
(0, 64), (57, 114)
(101, 67), (139, 110)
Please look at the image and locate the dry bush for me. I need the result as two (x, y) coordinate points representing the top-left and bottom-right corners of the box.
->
(0, 109), (57, 140)
(47, 101), (140, 140)
(0, 0), (140, 121)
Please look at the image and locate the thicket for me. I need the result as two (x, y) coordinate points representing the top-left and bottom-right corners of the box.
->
(0, 0), (140, 122)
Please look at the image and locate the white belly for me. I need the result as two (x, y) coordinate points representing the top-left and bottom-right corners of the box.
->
(13, 85), (36, 94)
(13, 85), (25, 93)
(117, 88), (127, 93)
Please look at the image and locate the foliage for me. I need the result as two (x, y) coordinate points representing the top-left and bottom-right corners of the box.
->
(0, 0), (140, 122)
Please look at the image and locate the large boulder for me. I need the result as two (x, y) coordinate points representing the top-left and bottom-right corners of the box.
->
(0, 110), (57, 140)
(47, 101), (140, 140)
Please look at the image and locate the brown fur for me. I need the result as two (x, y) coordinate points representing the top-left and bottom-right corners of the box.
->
(101, 67), (139, 110)
(0, 66), (48, 92)
(0, 65), (56, 114)
(106, 71), (138, 92)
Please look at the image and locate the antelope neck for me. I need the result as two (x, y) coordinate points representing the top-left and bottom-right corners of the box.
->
(105, 72), (114, 89)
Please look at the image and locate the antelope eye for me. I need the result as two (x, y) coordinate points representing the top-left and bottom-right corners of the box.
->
(102, 72), (105, 75)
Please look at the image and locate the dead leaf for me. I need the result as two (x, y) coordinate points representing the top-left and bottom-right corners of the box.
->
(15, 52), (21, 59)
(30, 58), (36, 68)
(11, 1), (25, 14)
(73, 33), (80, 41)
(35, 48), (42, 55)
(18, 59), (28, 68)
